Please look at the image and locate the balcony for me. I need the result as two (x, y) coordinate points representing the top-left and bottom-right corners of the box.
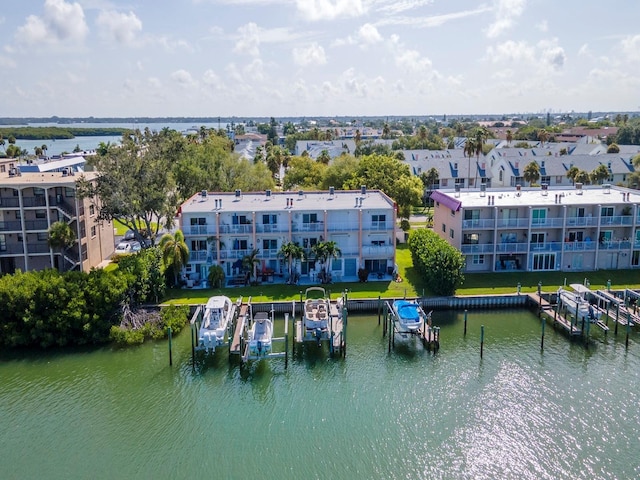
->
(599, 216), (633, 226)
(530, 217), (564, 228)
(566, 216), (597, 227)
(0, 197), (19, 207)
(23, 220), (49, 231)
(0, 221), (22, 232)
(495, 242), (529, 253)
(598, 240), (632, 250)
(462, 219), (495, 229)
(362, 245), (394, 256)
(189, 225), (216, 236)
(461, 244), (495, 254)
(189, 250), (208, 262)
(22, 196), (47, 208)
(369, 221), (388, 231)
(529, 242), (563, 252)
(27, 244), (50, 254)
(219, 224), (253, 234)
(256, 224), (287, 233)
(0, 245), (25, 254)
(326, 221), (360, 232)
(497, 218), (529, 228)
(220, 249), (251, 259)
(563, 241), (596, 251)
(292, 222), (324, 232)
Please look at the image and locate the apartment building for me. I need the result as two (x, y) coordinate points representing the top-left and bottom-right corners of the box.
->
(178, 188), (397, 284)
(432, 184), (640, 273)
(0, 163), (114, 274)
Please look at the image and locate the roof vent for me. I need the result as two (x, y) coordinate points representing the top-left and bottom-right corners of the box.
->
(575, 183), (583, 195)
(235, 189), (241, 198)
(266, 189), (271, 198)
(361, 185), (367, 195)
(329, 186), (335, 196)
(201, 190), (207, 198)
(454, 184), (461, 198)
(480, 183), (486, 197)
(602, 184), (611, 194)
(298, 190), (304, 198)
(516, 184), (521, 197)
(541, 183), (548, 196)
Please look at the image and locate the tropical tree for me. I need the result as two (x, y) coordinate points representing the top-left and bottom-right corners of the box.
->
(418, 125), (428, 149)
(48, 221), (76, 272)
(506, 129), (513, 145)
(590, 164), (610, 185)
(566, 165), (580, 185)
(538, 129), (549, 146)
(311, 241), (341, 283)
(607, 143), (620, 154)
(34, 146), (43, 157)
(574, 170), (590, 185)
(473, 127), (489, 186)
(317, 149), (331, 165)
(523, 161), (541, 186)
(242, 248), (261, 284)
(0, 134), (4, 152)
(463, 138), (476, 188)
(278, 241), (304, 281)
(354, 129), (362, 144)
(382, 123), (391, 139)
(158, 230), (189, 287)
(207, 265), (225, 288)
(41, 144), (47, 156)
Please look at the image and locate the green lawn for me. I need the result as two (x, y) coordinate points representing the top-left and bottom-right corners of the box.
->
(161, 243), (640, 305)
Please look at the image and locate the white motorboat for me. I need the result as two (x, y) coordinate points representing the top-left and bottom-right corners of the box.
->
(391, 300), (426, 332)
(302, 287), (342, 346)
(558, 287), (601, 322)
(198, 296), (234, 353)
(247, 312), (273, 358)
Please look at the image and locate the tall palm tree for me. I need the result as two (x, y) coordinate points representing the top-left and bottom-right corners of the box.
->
(566, 165), (580, 185)
(242, 248), (261, 284)
(159, 230), (190, 287)
(506, 129), (513, 145)
(473, 127), (488, 187)
(418, 126), (428, 149)
(382, 123), (391, 139)
(311, 241), (341, 283)
(354, 129), (362, 144)
(41, 144), (47, 156)
(48, 221), (76, 272)
(523, 161), (540, 186)
(538, 129), (549, 146)
(463, 138), (476, 189)
(278, 241), (304, 282)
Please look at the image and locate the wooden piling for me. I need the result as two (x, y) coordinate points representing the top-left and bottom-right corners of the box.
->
(378, 295), (381, 326)
(626, 311), (631, 349)
(190, 323), (195, 369)
(343, 307), (348, 358)
(615, 302), (619, 335)
(541, 317), (545, 351)
(284, 313), (289, 369)
(464, 309), (468, 336)
(168, 326), (173, 366)
(480, 325), (484, 359)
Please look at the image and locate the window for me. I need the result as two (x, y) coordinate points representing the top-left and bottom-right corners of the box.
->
(632, 251), (640, 267)
(0, 234), (5, 251)
(191, 240), (207, 251)
(450, 209), (456, 217)
(15, 211), (21, 219)
(556, 176), (563, 184)
(372, 214), (386, 229)
(17, 233), (23, 241)
(499, 170), (503, 182)
(455, 178), (465, 187)
(233, 239), (248, 250)
(90, 226), (96, 237)
(262, 214), (277, 225)
(34, 187), (45, 196)
(65, 187), (75, 198)
(463, 233), (479, 244)
(472, 255), (484, 265)
(302, 213), (318, 224)
(601, 207), (614, 217)
(442, 224), (446, 233)
(0, 165), (4, 173)
(532, 208), (547, 225)
(262, 239), (277, 251)
(441, 179), (448, 187)
(35, 209), (46, 219)
(532, 253), (555, 271)
(541, 176), (550, 185)
(450, 228), (454, 239)
(37, 232), (48, 241)
(190, 217), (206, 225)
(89, 205), (95, 216)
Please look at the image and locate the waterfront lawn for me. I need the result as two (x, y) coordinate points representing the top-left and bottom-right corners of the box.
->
(161, 243), (640, 304)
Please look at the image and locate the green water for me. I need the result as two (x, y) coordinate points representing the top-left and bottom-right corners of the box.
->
(1, 310), (639, 480)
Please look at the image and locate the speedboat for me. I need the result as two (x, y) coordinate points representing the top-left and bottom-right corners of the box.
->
(303, 287), (337, 346)
(392, 300), (426, 332)
(558, 287), (601, 322)
(198, 296), (234, 353)
(247, 312), (273, 358)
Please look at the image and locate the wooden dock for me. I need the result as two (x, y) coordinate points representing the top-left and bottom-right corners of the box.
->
(527, 293), (582, 336)
(229, 298), (251, 355)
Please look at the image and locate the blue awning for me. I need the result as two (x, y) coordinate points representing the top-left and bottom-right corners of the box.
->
(431, 190), (461, 212)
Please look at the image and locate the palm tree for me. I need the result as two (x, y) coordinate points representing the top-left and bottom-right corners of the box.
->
(382, 123), (391, 139)
(354, 129), (362, 144)
(278, 241), (304, 282)
(48, 221), (76, 272)
(41, 144), (47, 157)
(574, 170), (590, 185)
(311, 241), (341, 283)
(242, 248), (261, 284)
(566, 165), (580, 185)
(317, 150), (331, 165)
(0, 134), (5, 152)
(463, 138), (476, 189)
(418, 125), (428, 149)
(506, 129), (513, 145)
(34, 146), (43, 157)
(159, 230), (190, 287)
(523, 161), (541, 186)
(537, 129), (549, 146)
(590, 164), (610, 185)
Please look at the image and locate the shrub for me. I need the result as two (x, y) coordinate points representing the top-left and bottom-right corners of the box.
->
(160, 305), (189, 335)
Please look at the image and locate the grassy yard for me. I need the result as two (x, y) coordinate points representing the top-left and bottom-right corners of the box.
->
(161, 243), (640, 304)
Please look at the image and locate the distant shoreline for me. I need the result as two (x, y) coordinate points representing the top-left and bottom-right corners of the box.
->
(0, 126), (128, 140)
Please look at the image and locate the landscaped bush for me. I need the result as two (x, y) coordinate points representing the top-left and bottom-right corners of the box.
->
(408, 229), (465, 296)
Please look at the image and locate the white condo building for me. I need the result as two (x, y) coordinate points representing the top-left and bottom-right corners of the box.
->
(178, 188), (397, 285)
(432, 184), (640, 273)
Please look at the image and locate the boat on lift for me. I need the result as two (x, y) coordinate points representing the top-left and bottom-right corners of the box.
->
(391, 299), (427, 332)
(247, 311), (273, 359)
(558, 286), (601, 322)
(302, 286), (342, 346)
(198, 295), (235, 353)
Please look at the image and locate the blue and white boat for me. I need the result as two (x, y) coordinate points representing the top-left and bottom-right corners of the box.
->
(247, 312), (273, 358)
(198, 296), (234, 353)
(559, 286), (602, 322)
(392, 300), (426, 332)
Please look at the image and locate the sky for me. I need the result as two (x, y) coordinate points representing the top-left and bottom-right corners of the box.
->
(1, 0), (640, 118)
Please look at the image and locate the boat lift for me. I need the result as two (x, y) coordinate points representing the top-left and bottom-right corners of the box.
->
(239, 306), (289, 367)
(383, 299), (440, 352)
(293, 289), (347, 358)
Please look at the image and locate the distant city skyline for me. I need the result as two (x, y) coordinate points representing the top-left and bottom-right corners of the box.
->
(2, 0), (639, 118)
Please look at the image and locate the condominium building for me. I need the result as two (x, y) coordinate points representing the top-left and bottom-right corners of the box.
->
(432, 184), (640, 273)
(0, 162), (114, 274)
(178, 188), (397, 284)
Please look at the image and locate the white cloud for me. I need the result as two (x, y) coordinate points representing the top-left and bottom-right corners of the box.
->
(234, 22), (260, 56)
(293, 42), (327, 66)
(375, 0), (434, 15)
(0, 55), (17, 68)
(538, 39), (565, 70)
(243, 58), (266, 82)
(621, 34), (640, 62)
(96, 10), (142, 45)
(171, 69), (196, 88)
(16, 0), (89, 46)
(485, 0), (526, 38)
(578, 43), (590, 57)
(395, 49), (432, 72)
(296, 0), (366, 21)
(486, 40), (535, 63)
(340, 68), (369, 97)
(536, 20), (548, 32)
(148, 77), (162, 89)
(358, 24), (382, 45)
(202, 69), (220, 86)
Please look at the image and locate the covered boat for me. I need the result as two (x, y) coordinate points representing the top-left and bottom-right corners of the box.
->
(392, 300), (426, 332)
(302, 287), (342, 346)
(558, 287), (601, 322)
(198, 296), (234, 353)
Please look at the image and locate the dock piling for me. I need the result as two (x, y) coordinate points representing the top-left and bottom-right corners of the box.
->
(541, 317), (545, 351)
(626, 311), (631, 349)
(464, 309), (468, 336)
(168, 326), (173, 366)
(480, 325), (485, 359)
(378, 295), (381, 325)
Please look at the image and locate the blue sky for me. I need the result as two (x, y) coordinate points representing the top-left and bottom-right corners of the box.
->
(2, 0), (639, 118)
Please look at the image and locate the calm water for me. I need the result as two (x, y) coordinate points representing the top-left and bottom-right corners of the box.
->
(1, 309), (638, 480)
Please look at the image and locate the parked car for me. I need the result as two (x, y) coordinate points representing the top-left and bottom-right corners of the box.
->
(124, 229), (136, 240)
(114, 241), (141, 255)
